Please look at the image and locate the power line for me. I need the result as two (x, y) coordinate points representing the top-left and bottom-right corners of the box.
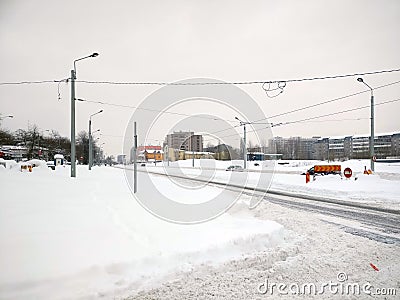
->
(267, 79), (400, 120)
(0, 80), (62, 85)
(76, 98), (239, 123)
(77, 79), (400, 142)
(76, 79), (400, 124)
(291, 117), (370, 123)
(66, 68), (400, 85)
(202, 97), (400, 142)
(1, 68), (399, 86)
(282, 98), (400, 126)
(204, 79), (400, 135)
(100, 133), (124, 138)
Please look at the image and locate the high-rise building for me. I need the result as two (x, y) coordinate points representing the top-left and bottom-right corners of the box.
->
(164, 131), (203, 152)
(266, 132), (400, 160)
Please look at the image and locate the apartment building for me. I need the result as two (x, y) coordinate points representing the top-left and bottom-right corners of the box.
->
(164, 131), (203, 152)
(267, 132), (400, 160)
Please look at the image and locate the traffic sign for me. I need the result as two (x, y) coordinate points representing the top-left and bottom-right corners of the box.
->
(344, 167), (352, 178)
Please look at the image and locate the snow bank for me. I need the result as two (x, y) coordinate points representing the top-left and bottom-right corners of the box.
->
(0, 158), (18, 170)
(145, 159), (400, 208)
(0, 166), (284, 299)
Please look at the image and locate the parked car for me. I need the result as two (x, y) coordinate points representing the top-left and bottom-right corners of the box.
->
(226, 165), (244, 172)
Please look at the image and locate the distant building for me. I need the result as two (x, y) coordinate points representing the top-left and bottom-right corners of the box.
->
(268, 137), (319, 160)
(164, 131), (203, 152)
(130, 145), (162, 163)
(144, 149), (163, 161)
(117, 154), (126, 164)
(137, 145), (162, 152)
(266, 132), (400, 160)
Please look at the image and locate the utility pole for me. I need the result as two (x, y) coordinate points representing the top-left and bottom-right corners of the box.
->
(327, 139), (330, 162)
(217, 139), (220, 160)
(88, 110), (102, 170)
(70, 52), (99, 177)
(357, 78), (375, 171)
(133, 121), (137, 193)
(71, 69), (76, 177)
(164, 145), (169, 166)
(235, 117), (249, 169)
(371, 92), (375, 171)
(243, 124), (247, 169)
(88, 119), (92, 170)
(192, 134), (195, 167)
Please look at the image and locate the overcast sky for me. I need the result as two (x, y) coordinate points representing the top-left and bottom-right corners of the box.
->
(1, 0), (399, 156)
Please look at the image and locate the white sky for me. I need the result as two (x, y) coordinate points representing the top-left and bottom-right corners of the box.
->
(1, 0), (399, 156)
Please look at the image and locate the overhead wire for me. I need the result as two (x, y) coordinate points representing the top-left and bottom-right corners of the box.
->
(201, 97), (400, 143)
(76, 98), (239, 123)
(282, 98), (400, 126)
(0, 67), (399, 86)
(203, 79), (400, 136)
(3, 69), (399, 146)
(76, 79), (400, 142)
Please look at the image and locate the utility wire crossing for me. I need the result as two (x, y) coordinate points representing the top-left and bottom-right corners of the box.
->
(1, 68), (399, 86)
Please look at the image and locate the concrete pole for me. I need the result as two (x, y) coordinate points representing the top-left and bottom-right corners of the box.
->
(133, 122), (137, 193)
(371, 94), (375, 171)
(165, 145), (169, 166)
(327, 140), (330, 162)
(243, 124), (247, 169)
(192, 135), (195, 167)
(357, 78), (375, 172)
(88, 119), (92, 170)
(217, 139), (220, 160)
(70, 70), (76, 177)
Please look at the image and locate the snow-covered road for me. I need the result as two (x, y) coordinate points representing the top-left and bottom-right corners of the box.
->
(127, 194), (400, 299)
(1, 159), (399, 299)
(130, 159), (400, 212)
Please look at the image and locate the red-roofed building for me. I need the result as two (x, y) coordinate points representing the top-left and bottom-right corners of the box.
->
(137, 145), (162, 152)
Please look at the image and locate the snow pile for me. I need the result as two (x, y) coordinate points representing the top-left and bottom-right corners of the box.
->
(26, 159), (51, 172)
(0, 166), (284, 299)
(271, 160), (400, 207)
(0, 158), (18, 170)
(144, 159), (400, 208)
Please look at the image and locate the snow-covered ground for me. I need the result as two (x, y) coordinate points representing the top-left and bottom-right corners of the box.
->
(0, 158), (399, 299)
(0, 163), (284, 300)
(141, 159), (400, 210)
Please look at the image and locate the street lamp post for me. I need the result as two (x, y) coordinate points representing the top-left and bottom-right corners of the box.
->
(164, 145), (169, 166)
(89, 110), (103, 170)
(235, 116), (250, 169)
(70, 52), (99, 177)
(191, 134), (195, 168)
(357, 78), (375, 172)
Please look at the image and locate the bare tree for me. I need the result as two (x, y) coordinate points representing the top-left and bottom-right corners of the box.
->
(76, 131), (89, 164)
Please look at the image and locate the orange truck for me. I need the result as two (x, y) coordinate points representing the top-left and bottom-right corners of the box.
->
(306, 165), (341, 175)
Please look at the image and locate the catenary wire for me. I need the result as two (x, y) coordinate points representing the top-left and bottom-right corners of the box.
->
(1, 68), (399, 86)
(202, 98), (400, 143)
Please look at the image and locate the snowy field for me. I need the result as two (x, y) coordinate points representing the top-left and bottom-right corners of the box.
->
(0, 162), (284, 299)
(140, 159), (400, 210)
(0, 159), (399, 299)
